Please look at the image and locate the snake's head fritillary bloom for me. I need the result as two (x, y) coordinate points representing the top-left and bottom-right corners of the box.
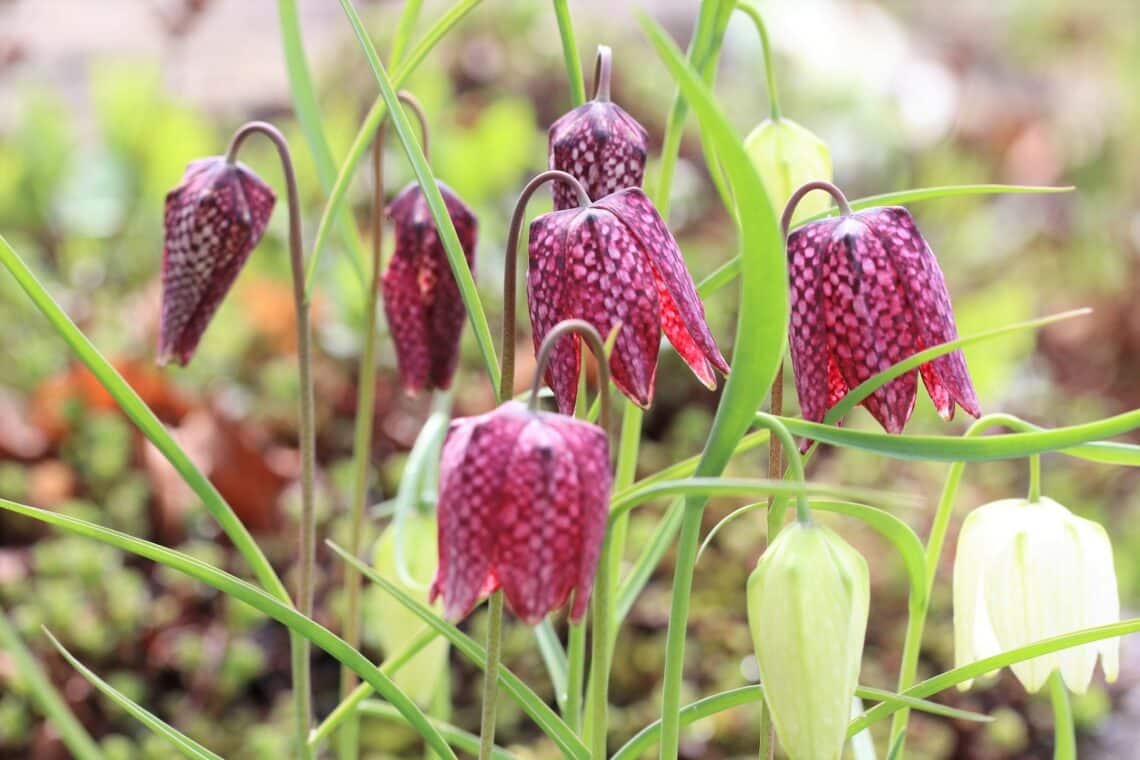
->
(158, 157), (275, 366)
(747, 522), (869, 760)
(548, 46), (648, 210)
(954, 496), (1119, 694)
(527, 188), (729, 412)
(787, 205), (980, 437)
(429, 401), (611, 625)
(381, 181), (477, 394)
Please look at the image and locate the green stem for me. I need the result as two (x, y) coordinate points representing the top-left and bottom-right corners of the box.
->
(658, 503), (703, 759)
(356, 701), (514, 760)
(1049, 671), (1076, 760)
(735, 2), (780, 119)
(389, 0), (425, 67)
(478, 591), (506, 760)
(228, 122), (318, 759)
(552, 0), (587, 106)
(0, 608), (101, 760)
(889, 413), (1035, 757)
(338, 122), (386, 760)
(587, 536), (613, 758)
(1028, 454), (1042, 503)
(565, 621), (587, 733)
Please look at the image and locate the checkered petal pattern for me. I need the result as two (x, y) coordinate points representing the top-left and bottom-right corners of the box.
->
(787, 206), (980, 437)
(429, 401), (612, 625)
(158, 157), (275, 366)
(548, 99), (648, 210)
(381, 182), (477, 394)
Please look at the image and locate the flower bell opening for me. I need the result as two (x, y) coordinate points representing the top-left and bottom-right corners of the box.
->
(158, 157), (275, 367)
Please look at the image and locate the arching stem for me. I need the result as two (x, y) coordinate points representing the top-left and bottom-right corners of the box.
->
(499, 170), (591, 402)
(395, 90), (431, 163)
(226, 121), (316, 758)
(781, 180), (853, 235)
(735, 2), (781, 120)
(528, 318), (612, 438)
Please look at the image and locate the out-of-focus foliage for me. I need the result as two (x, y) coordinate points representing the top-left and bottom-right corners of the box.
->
(0, 0), (1138, 757)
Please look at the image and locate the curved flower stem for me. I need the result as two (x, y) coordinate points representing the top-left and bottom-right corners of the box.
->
(781, 180), (853, 234)
(889, 412), (1034, 757)
(395, 90), (432, 163)
(499, 171), (590, 402)
(553, 0), (587, 106)
(1049, 671), (1076, 760)
(1028, 454), (1042, 503)
(530, 319), (614, 756)
(226, 120), (317, 759)
(337, 124), (386, 760)
(593, 45), (613, 102)
(735, 2), (781, 119)
(478, 590), (506, 760)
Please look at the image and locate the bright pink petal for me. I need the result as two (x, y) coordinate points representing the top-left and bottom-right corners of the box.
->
(864, 207), (981, 419)
(159, 158), (274, 366)
(596, 189), (730, 381)
(822, 217), (919, 434)
(549, 101), (648, 210)
(563, 208), (661, 408)
(528, 209), (582, 413)
(431, 404), (528, 621)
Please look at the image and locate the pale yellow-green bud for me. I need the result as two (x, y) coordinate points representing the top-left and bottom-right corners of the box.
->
(743, 118), (833, 225)
(747, 522), (869, 760)
(953, 496), (1119, 694)
(366, 511), (448, 706)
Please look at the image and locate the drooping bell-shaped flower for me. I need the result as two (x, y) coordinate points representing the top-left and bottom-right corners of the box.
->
(787, 200), (980, 435)
(744, 118), (832, 225)
(367, 510), (450, 706)
(158, 157), (275, 366)
(548, 45), (648, 210)
(528, 187), (729, 412)
(381, 181), (477, 394)
(429, 400), (611, 625)
(954, 496), (1119, 694)
(747, 522), (869, 760)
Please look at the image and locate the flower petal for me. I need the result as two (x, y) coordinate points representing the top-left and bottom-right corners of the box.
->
(528, 209), (582, 413)
(596, 189), (730, 381)
(821, 217), (919, 433)
(786, 219), (838, 425)
(866, 207), (980, 420)
(549, 102), (648, 210)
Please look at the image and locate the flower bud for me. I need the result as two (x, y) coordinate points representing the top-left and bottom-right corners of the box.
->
(744, 118), (832, 225)
(954, 496), (1119, 694)
(747, 523), (869, 760)
(367, 510), (449, 706)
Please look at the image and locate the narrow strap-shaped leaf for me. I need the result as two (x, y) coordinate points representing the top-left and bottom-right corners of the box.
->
(44, 628), (222, 760)
(0, 236), (289, 603)
(0, 608), (100, 760)
(0, 498), (456, 760)
(616, 431), (770, 498)
(334, 0), (500, 390)
(697, 184), (1073, 297)
(326, 542), (591, 760)
(848, 618), (1140, 734)
(773, 409), (1140, 463)
(534, 620), (570, 714)
(356, 700), (516, 760)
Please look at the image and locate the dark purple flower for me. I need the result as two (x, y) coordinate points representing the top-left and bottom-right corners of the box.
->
(528, 188), (729, 413)
(548, 48), (648, 210)
(381, 182), (477, 394)
(787, 206), (980, 435)
(429, 400), (611, 625)
(158, 157), (275, 366)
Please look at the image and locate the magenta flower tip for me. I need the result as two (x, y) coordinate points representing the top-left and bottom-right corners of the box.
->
(158, 157), (275, 366)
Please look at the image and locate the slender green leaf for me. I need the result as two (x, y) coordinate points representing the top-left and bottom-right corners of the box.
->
(849, 618), (1140, 734)
(326, 542), (590, 760)
(356, 700), (516, 760)
(44, 629), (221, 760)
(552, 0), (586, 106)
(305, 0), (483, 296)
(618, 431), (770, 498)
(773, 408), (1140, 463)
(0, 498), (456, 760)
(0, 608), (100, 760)
(697, 184), (1074, 297)
(388, 0), (424, 66)
(534, 620), (569, 714)
(610, 477), (920, 524)
(0, 236), (288, 602)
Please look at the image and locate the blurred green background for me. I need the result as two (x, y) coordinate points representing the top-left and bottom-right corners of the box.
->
(1, 0), (1138, 757)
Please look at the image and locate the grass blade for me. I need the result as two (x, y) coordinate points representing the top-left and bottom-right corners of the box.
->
(0, 235), (289, 602)
(44, 628), (222, 760)
(0, 608), (100, 760)
(0, 498), (456, 760)
(356, 700), (516, 759)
